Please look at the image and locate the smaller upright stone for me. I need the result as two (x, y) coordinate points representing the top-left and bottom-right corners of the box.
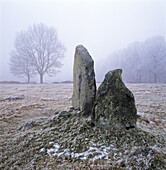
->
(92, 69), (137, 129)
(72, 45), (96, 115)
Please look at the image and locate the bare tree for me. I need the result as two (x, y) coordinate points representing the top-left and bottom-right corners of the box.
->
(10, 31), (36, 83)
(104, 36), (166, 83)
(10, 23), (65, 83)
(142, 36), (166, 83)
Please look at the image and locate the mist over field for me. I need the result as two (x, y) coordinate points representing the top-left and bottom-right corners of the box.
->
(0, 0), (166, 169)
(0, 0), (165, 83)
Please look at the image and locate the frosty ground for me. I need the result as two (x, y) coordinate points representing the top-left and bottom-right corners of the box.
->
(0, 83), (166, 169)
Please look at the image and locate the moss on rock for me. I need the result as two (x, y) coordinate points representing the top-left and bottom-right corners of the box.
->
(92, 69), (137, 130)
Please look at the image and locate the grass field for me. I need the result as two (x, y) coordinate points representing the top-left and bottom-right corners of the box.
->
(0, 83), (166, 169)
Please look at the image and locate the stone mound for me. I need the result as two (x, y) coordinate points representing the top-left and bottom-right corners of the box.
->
(1, 111), (165, 169)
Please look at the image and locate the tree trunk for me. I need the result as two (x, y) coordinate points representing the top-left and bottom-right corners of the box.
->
(40, 74), (43, 84)
(154, 73), (157, 83)
(27, 74), (30, 83)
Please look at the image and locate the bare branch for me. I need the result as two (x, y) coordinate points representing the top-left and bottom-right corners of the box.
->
(10, 23), (66, 83)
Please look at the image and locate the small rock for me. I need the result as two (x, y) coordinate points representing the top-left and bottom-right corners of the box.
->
(58, 111), (71, 118)
(19, 121), (36, 130)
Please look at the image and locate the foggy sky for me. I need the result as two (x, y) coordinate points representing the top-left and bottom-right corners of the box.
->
(0, 0), (165, 83)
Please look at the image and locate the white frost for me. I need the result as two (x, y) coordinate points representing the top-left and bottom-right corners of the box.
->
(137, 112), (145, 117)
(46, 141), (117, 161)
(47, 143), (60, 157)
(40, 148), (44, 152)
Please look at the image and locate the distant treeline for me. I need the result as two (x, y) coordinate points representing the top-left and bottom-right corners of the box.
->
(0, 81), (22, 84)
(105, 36), (166, 83)
(52, 81), (73, 84)
(0, 81), (73, 84)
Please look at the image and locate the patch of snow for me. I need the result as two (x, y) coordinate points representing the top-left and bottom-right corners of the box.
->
(49, 142), (54, 144)
(46, 141), (117, 161)
(40, 148), (44, 152)
(149, 121), (155, 125)
(47, 143), (60, 157)
(137, 112), (145, 117)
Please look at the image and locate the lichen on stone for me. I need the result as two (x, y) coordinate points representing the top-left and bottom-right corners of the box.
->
(72, 45), (96, 115)
(92, 69), (137, 130)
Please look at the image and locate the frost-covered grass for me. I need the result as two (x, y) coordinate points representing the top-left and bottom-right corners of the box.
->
(1, 109), (165, 169)
(0, 84), (72, 121)
(0, 83), (166, 169)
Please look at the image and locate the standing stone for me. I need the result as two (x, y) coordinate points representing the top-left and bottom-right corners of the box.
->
(72, 45), (96, 115)
(92, 69), (137, 129)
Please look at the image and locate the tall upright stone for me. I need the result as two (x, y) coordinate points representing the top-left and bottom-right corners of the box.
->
(72, 45), (96, 115)
(92, 69), (137, 129)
